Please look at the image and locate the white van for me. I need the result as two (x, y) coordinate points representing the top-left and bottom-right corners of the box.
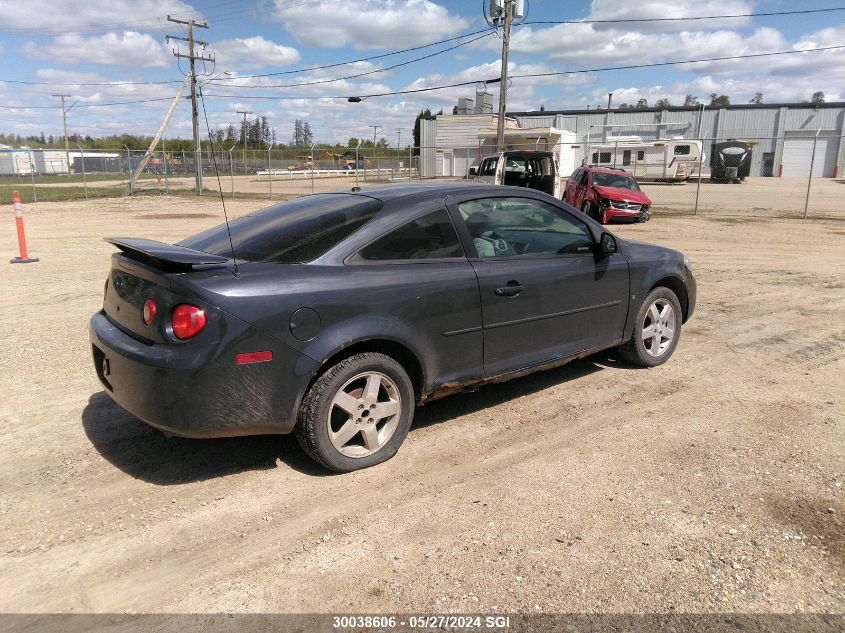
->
(469, 151), (562, 198)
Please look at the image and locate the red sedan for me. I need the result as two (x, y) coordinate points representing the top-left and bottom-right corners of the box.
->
(564, 165), (652, 224)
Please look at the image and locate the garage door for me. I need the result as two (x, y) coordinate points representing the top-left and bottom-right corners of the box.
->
(781, 131), (839, 177)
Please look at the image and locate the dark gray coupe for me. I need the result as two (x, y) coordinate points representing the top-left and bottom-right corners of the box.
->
(90, 184), (696, 472)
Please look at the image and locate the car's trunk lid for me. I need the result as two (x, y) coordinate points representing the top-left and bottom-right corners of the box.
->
(103, 238), (228, 344)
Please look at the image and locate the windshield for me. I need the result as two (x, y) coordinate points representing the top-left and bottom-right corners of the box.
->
(592, 172), (641, 190)
(179, 194), (383, 263)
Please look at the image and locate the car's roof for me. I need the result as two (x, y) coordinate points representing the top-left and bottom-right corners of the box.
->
(323, 182), (506, 203)
(481, 151), (554, 159)
(584, 165), (634, 175)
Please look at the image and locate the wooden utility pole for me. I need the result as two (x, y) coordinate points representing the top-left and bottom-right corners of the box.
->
(369, 124), (381, 153)
(395, 128), (402, 150)
(127, 75), (191, 194)
(495, 0), (513, 152)
(237, 110), (252, 169)
(52, 94), (72, 174)
(167, 15), (212, 194)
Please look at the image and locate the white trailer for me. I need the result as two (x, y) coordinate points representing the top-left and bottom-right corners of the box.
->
(586, 137), (704, 182)
(0, 149), (34, 176)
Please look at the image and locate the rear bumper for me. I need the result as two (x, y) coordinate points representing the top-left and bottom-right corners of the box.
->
(89, 311), (317, 438)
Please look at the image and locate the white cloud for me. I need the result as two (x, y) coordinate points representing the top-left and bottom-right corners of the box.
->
(24, 32), (170, 68)
(272, 0), (470, 49)
(214, 37), (300, 69)
(587, 0), (754, 32)
(0, 0), (195, 31)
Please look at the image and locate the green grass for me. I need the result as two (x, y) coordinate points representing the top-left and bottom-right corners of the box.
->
(0, 185), (127, 203)
(0, 174), (164, 186)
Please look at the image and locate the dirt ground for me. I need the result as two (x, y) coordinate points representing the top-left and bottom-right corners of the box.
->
(1, 194), (843, 615)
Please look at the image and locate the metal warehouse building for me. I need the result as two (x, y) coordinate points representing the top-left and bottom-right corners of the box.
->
(420, 102), (845, 179)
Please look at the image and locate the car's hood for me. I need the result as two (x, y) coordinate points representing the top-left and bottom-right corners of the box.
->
(621, 238), (683, 264)
(592, 185), (651, 205)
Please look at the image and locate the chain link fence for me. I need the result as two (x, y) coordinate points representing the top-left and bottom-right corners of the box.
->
(2, 138), (842, 220)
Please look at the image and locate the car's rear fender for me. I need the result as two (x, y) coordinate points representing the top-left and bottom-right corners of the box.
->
(296, 314), (435, 401)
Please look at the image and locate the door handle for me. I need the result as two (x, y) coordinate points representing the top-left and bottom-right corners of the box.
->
(495, 283), (524, 297)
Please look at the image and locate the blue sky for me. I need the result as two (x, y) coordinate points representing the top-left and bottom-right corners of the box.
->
(1, 0), (844, 144)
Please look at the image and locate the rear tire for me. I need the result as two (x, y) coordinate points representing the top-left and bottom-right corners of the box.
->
(294, 353), (414, 472)
(619, 287), (683, 367)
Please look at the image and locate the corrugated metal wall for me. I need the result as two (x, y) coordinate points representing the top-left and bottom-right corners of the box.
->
(420, 118), (437, 178)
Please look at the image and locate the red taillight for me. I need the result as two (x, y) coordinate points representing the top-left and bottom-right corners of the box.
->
(143, 299), (157, 326)
(171, 304), (206, 340)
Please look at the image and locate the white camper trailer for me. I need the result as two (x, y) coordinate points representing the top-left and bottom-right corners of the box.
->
(586, 137), (704, 182)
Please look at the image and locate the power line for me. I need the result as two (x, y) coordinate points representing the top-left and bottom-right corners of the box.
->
(0, 97), (178, 110)
(2, 77), (184, 86)
(209, 31), (494, 90)
(211, 27), (496, 81)
(203, 44), (845, 101)
(10, 6), (839, 88)
(3, 43), (844, 110)
(524, 6), (845, 26)
(1, 25), (492, 87)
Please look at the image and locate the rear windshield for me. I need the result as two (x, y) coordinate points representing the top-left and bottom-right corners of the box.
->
(591, 172), (641, 190)
(179, 194), (383, 263)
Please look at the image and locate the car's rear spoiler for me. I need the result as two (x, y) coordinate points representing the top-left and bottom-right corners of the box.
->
(105, 237), (230, 272)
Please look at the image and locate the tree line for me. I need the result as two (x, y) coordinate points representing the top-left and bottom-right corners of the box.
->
(609, 91), (827, 110)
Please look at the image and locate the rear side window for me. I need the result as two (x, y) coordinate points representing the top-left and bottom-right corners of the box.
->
(360, 209), (463, 261)
(674, 145), (691, 155)
(479, 158), (498, 176)
(180, 194), (382, 263)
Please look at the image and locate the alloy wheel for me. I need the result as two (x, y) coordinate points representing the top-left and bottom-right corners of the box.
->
(642, 298), (675, 357)
(327, 371), (402, 458)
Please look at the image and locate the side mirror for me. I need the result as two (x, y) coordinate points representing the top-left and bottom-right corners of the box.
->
(597, 232), (617, 256)
(469, 166), (477, 176)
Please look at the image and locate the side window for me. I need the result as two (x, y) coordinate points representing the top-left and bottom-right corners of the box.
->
(479, 157), (498, 176)
(505, 157), (527, 173)
(623, 150), (631, 166)
(457, 197), (594, 258)
(591, 152), (598, 163)
(360, 209), (463, 261)
(599, 152), (611, 164)
(577, 170), (589, 185)
(637, 150), (645, 160)
(674, 145), (691, 155)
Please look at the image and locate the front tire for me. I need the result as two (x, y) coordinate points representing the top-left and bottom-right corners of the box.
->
(619, 287), (683, 367)
(582, 201), (600, 223)
(294, 353), (414, 472)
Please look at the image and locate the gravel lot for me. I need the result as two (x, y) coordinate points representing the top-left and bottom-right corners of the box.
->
(1, 195), (843, 614)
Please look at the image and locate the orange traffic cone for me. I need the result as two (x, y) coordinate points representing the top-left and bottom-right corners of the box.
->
(10, 190), (39, 264)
